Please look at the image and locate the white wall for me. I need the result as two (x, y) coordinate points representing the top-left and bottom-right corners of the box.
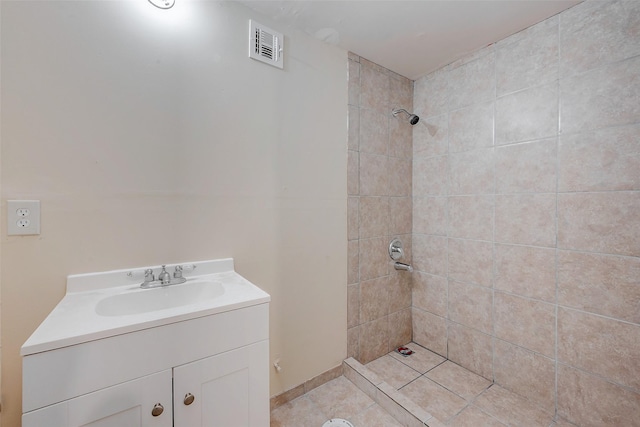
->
(1, 1), (347, 424)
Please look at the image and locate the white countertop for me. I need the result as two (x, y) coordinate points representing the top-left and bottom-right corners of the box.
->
(21, 259), (270, 356)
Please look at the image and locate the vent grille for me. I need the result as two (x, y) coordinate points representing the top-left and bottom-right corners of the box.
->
(249, 20), (284, 69)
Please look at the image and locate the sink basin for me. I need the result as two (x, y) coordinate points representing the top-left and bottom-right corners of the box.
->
(96, 280), (225, 316)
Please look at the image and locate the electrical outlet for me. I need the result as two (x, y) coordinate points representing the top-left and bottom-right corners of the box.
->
(8, 200), (40, 235)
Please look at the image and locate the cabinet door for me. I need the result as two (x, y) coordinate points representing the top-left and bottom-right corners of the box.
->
(173, 340), (269, 427)
(23, 370), (172, 427)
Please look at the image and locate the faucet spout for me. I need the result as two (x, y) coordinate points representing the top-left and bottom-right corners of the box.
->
(394, 262), (413, 273)
(158, 265), (171, 284)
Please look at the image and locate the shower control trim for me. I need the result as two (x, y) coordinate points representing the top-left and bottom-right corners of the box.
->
(389, 238), (404, 261)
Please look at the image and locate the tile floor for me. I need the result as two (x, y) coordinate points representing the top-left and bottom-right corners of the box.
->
(271, 342), (575, 427)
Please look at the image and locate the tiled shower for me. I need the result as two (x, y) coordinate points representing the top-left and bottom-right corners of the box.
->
(347, 1), (640, 426)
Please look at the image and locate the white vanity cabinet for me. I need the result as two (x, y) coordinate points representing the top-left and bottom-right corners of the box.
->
(24, 342), (269, 427)
(22, 260), (270, 427)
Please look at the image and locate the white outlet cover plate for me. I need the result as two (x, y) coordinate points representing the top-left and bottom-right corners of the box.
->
(8, 200), (40, 235)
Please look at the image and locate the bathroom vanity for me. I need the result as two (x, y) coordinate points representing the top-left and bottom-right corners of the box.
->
(21, 259), (270, 427)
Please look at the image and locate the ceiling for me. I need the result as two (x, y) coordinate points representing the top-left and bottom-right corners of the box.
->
(238, 0), (582, 80)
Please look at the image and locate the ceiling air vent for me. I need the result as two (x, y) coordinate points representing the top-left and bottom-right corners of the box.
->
(249, 20), (284, 69)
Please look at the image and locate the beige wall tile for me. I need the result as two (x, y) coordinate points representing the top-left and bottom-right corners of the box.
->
(449, 44), (495, 70)
(413, 155), (448, 196)
(448, 280), (493, 334)
(413, 114), (448, 158)
(558, 364), (640, 427)
(495, 194), (556, 247)
(389, 117), (413, 159)
(359, 196), (389, 239)
(413, 196), (447, 236)
(560, 0), (640, 76)
(558, 307), (640, 391)
(558, 250), (640, 324)
(474, 385), (554, 427)
(558, 192), (640, 257)
(360, 63), (389, 113)
(412, 234), (447, 276)
(347, 240), (359, 285)
(412, 271), (448, 317)
(449, 101), (494, 153)
(448, 238), (494, 288)
(560, 55), (640, 134)
(448, 52), (495, 111)
(359, 152), (389, 196)
(390, 196), (412, 235)
(495, 138), (557, 194)
(414, 71), (449, 119)
(360, 276), (390, 323)
(412, 308), (448, 357)
(347, 196), (359, 241)
(359, 237), (389, 281)
(348, 59), (361, 106)
(389, 308), (412, 351)
(360, 108), (389, 155)
(447, 322), (493, 380)
(494, 339), (556, 412)
(448, 148), (495, 195)
(494, 243), (556, 302)
(347, 284), (360, 328)
(448, 195), (494, 241)
(558, 124), (640, 192)
(495, 83), (558, 145)
(389, 270), (412, 313)
(348, 105), (360, 151)
(390, 75), (413, 112)
(496, 17), (559, 96)
(348, 150), (359, 195)
(348, 326), (360, 360)
(360, 317), (390, 364)
(494, 292), (555, 358)
(389, 157), (412, 197)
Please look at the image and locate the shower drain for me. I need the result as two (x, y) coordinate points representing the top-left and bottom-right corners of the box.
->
(321, 419), (355, 427)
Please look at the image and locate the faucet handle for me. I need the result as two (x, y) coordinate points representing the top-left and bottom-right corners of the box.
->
(173, 265), (183, 279)
(143, 268), (155, 283)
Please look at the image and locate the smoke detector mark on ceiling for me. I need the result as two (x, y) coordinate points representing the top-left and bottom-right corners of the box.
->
(249, 20), (284, 69)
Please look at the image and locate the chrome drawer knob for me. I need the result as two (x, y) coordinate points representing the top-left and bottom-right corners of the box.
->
(184, 393), (195, 405)
(151, 403), (164, 417)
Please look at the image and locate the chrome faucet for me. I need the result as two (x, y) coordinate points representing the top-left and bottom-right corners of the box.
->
(138, 264), (189, 289)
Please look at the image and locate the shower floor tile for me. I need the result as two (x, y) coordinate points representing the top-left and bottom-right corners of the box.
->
(271, 342), (560, 427)
(365, 354), (422, 389)
(270, 376), (402, 427)
(425, 361), (492, 401)
(473, 384), (554, 427)
(388, 341), (446, 373)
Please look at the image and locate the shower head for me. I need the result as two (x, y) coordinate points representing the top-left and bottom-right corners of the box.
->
(392, 108), (420, 125)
